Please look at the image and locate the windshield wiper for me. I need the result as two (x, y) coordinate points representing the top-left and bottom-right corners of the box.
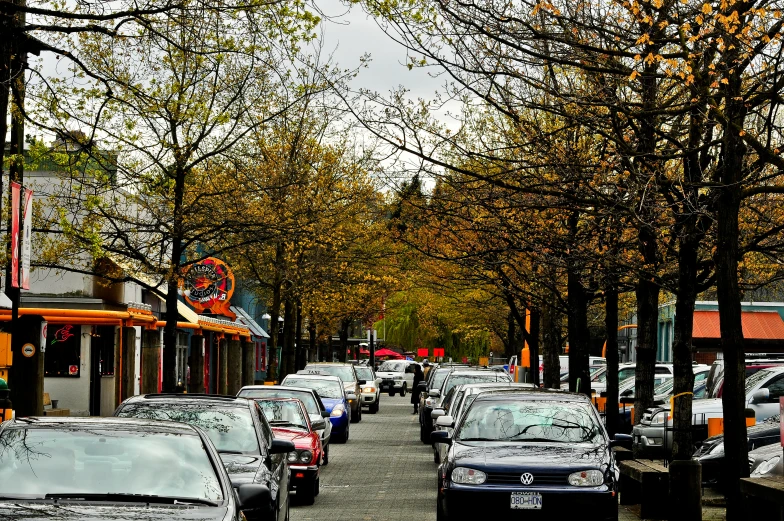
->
(269, 421), (306, 429)
(507, 437), (565, 442)
(217, 449), (246, 454)
(459, 437), (498, 442)
(45, 493), (218, 506)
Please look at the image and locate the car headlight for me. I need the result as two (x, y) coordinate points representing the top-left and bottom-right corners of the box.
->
(287, 452), (298, 463)
(752, 456), (781, 477)
(363, 387), (375, 393)
(568, 470), (604, 487)
(451, 467), (487, 485)
(330, 405), (345, 417)
(299, 450), (313, 464)
(709, 442), (724, 456)
(394, 376), (403, 380)
(425, 398), (435, 407)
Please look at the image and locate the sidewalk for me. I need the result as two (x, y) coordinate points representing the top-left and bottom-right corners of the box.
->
(619, 487), (726, 520)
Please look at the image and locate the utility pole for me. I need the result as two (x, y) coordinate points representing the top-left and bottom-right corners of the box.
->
(369, 328), (375, 369)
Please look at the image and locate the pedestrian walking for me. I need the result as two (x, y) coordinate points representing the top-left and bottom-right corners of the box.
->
(411, 363), (424, 414)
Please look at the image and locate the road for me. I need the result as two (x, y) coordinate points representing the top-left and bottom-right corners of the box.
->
(290, 393), (726, 521)
(291, 393), (436, 521)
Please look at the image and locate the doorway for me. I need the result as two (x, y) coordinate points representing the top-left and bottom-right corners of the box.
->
(89, 335), (102, 416)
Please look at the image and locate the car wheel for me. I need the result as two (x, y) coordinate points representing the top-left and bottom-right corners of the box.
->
(370, 400), (379, 414)
(400, 385), (407, 397)
(389, 390), (395, 397)
(420, 422), (429, 444)
(350, 405), (360, 423)
(299, 477), (316, 505)
(357, 405), (362, 422)
(315, 477), (320, 497)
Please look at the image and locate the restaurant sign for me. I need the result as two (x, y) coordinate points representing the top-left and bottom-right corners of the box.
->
(180, 258), (235, 318)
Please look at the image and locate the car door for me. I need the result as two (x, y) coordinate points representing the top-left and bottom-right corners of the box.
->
(255, 402), (289, 520)
(749, 373), (784, 420)
(438, 390), (466, 462)
(311, 391), (332, 444)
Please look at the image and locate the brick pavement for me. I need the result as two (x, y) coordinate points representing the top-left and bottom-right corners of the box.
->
(291, 393), (727, 520)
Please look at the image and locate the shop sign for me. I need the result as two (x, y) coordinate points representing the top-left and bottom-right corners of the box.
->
(180, 258), (236, 318)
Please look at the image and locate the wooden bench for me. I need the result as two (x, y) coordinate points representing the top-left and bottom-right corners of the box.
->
(42, 392), (70, 417)
(619, 459), (669, 519)
(613, 446), (633, 462)
(741, 476), (784, 520)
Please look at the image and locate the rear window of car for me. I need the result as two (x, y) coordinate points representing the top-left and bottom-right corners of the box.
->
(282, 377), (344, 399)
(378, 361), (406, 372)
(117, 403), (260, 454)
(239, 389), (319, 415)
(443, 373), (511, 397)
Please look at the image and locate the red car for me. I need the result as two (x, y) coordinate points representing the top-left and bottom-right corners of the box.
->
(256, 397), (325, 505)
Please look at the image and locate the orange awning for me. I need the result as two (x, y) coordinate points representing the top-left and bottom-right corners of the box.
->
(693, 310), (784, 340)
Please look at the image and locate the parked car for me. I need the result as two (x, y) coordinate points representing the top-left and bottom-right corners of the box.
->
(749, 442), (784, 477)
(256, 398), (324, 505)
(652, 365), (711, 402)
(633, 366), (784, 457)
(238, 385), (333, 465)
(354, 365), (381, 413)
(302, 362), (365, 422)
(589, 363), (674, 395)
(376, 359), (420, 396)
(432, 389), (618, 519)
(421, 369), (513, 444)
(695, 414), (781, 485)
(0, 416), (280, 521)
(281, 373), (354, 443)
(707, 361), (784, 398)
(432, 382), (537, 464)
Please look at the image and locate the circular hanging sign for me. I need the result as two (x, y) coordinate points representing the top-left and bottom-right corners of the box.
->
(21, 343), (35, 358)
(180, 257), (236, 318)
(69, 365), (79, 375)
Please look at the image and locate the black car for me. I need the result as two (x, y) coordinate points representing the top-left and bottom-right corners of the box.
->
(695, 414), (781, 486)
(0, 416), (274, 521)
(238, 385), (333, 465)
(115, 393), (293, 521)
(432, 390), (618, 520)
(420, 365), (467, 443)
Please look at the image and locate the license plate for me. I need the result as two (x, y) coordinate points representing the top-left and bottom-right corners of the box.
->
(510, 492), (542, 510)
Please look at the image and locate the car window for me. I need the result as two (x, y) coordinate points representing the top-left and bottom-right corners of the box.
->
(0, 427), (224, 501)
(282, 377), (344, 399)
(257, 400), (309, 430)
(117, 402), (260, 454)
(305, 365), (356, 382)
(441, 387), (457, 411)
(457, 399), (602, 445)
(695, 371), (708, 383)
(432, 368), (451, 390)
(239, 388), (320, 416)
(618, 368), (636, 381)
(379, 361), (405, 372)
(764, 374), (784, 402)
(255, 402), (274, 447)
(746, 369), (777, 394)
(450, 390), (466, 416)
(355, 367), (374, 381)
(443, 373), (510, 397)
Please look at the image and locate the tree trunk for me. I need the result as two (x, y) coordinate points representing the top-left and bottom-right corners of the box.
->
(308, 316), (317, 363)
(280, 296), (295, 381)
(339, 318), (350, 363)
(267, 244), (283, 382)
(295, 300), (304, 370)
(633, 272), (660, 435)
(542, 302), (561, 389)
(506, 310), (516, 360)
(605, 284), (619, 439)
(567, 267), (590, 396)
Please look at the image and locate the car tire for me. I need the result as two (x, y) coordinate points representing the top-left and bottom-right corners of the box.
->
(315, 477), (320, 497)
(334, 428), (349, 444)
(389, 390), (395, 397)
(351, 405), (360, 423)
(370, 400), (379, 414)
(400, 384), (407, 397)
(420, 422), (429, 444)
(433, 448), (439, 464)
(299, 477), (316, 505)
(357, 405), (362, 422)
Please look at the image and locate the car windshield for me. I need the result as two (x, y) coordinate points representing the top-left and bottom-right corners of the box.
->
(457, 400), (603, 444)
(283, 377), (344, 399)
(116, 403), (259, 454)
(305, 365), (356, 382)
(0, 427), (223, 501)
(431, 369), (451, 390)
(654, 378), (675, 395)
(238, 389), (320, 415)
(355, 367), (374, 380)
(257, 400), (309, 430)
(378, 361), (406, 372)
(443, 374), (510, 397)
(745, 368), (777, 394)
(596, 367), (635, 384)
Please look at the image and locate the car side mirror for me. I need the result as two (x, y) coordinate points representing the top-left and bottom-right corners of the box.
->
(358, 380), (367, 385)
(751, 388), (770, 404)
(431, 430), (452, 445)
(435, 415), (454, 428)
(311, 419), (326, 431)
(269, 439), (296, 455)
(237, 483), (271, 511)
(321, 411), (331, 418)
(431, 408), (446, 420)
(428, 389), (441, 399)
(346, 392), (357, 401)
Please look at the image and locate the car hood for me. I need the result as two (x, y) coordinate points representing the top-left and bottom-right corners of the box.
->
(320, 398), (345, 412)
(376, 372), (402, 378)
(219, 453), (266, 485)
(0, 503), (230, 520)
(452, 441), (610, 470)
(271, 427), (316, 447)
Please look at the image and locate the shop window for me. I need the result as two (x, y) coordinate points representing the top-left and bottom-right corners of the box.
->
(98, 326), (115, 376)
(45, 324), (81, 377)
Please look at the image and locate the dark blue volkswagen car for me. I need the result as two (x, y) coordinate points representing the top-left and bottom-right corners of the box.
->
(432, 390), (618, 520)
(281, 373), (353, 443)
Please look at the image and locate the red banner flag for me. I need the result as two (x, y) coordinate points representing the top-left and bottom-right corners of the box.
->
(417, 348), (429, 357)
(433, 348), (445, 357)
(10, 182), (20, 288)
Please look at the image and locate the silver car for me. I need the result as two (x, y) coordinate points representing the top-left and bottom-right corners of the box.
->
(355, 365), (381, 414)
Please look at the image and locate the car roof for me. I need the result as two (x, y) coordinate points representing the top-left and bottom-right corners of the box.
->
(307, 362), (354, 367)
(6, 416), (202, 435)
(448, 369), (506, 377)
(461, 382), (536, 393)
(122, 393), (252, 407)
(472, 389), (591, 403)
(239, 385), (319, 395)
(285, 373), (343, 382)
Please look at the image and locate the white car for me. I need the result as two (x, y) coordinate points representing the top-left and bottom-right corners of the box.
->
(376, 360), (420, 396)
(589, 363), (674, 395)
(354, 365), (381, 414)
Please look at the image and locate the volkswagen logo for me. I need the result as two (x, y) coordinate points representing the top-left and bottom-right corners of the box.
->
(520, 473), (534, 485)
